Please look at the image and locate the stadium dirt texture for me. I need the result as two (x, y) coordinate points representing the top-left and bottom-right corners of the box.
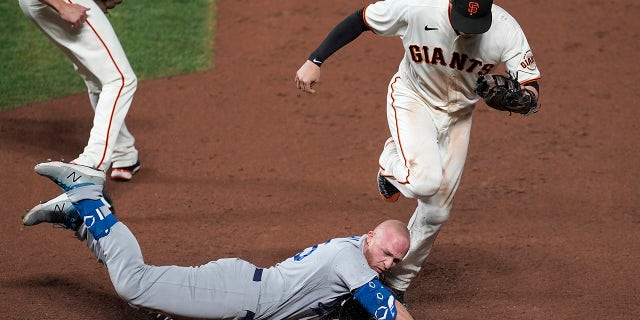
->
(1, 1), (638, 319)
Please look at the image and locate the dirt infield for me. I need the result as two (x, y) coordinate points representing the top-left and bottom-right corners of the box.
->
(1, 1), (638, 319)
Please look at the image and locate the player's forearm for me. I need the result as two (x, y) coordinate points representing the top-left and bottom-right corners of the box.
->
(308, 8), (368, 66)
(39, 0), (89, 27)
(39, 0), (67, 12)
(524, 84), (539, 100)
(395, 300), (414, 320)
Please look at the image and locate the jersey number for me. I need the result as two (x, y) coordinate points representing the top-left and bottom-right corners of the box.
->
(293, 236), (359, 261)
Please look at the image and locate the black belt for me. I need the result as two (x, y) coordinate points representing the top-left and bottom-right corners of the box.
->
(244, 268), (263, 320)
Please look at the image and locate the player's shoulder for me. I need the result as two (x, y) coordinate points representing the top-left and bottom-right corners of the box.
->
(491, 4), (523, 29)
(399, 0), (449, 9)
(367, 0), (448, 10)
(322, 236), (364, 255)
(330, 235), (364, 247)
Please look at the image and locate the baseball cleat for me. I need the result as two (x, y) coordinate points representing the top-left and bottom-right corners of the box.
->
(22, 193), (82, 230)
(35, 161), (105, 191)
(110, 160), (141, 181)
(377, 172), (400, 203)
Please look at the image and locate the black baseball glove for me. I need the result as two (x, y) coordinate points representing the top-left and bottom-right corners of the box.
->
(94, 0), (123, 13)
(476, 74), (539, 115)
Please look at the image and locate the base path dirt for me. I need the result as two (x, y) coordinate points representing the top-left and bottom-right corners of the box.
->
(1, 1), (638, 319)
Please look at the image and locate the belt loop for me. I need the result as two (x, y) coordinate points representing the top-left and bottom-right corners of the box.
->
(244, 310), (255, 320)
(253, 268), (263, 282)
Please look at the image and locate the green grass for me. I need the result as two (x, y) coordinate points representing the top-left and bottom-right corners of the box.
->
(0, 0), (216, 110)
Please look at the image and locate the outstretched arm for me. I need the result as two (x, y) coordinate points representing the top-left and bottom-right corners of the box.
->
(295, 8), (369, 93)
(523, 81), (539, 102)
(395, 300), (414, 320)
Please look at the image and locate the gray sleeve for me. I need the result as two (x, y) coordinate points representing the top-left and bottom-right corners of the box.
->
(333, 246), (378, 291)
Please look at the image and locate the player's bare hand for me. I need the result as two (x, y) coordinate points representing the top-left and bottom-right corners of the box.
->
(295, 60), (321, 94)
(57, 3), (90, 28)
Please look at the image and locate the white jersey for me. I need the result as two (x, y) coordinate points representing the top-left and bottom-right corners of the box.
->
(258, 235), (377, 319)
(364, 0), (541, 113)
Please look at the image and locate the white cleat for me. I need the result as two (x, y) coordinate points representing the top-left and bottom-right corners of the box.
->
(35, 161), (105, 191)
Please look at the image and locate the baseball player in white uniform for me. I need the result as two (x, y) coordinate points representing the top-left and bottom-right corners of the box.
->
(19, 0), (141, 181)
(295, 0), (541, 299)
(22, 161), (417, 320)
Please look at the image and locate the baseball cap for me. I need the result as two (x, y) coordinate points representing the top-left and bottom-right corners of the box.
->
(450, 0), (493, 34)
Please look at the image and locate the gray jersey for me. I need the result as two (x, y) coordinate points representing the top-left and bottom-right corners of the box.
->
(257, 235), (378, 319)
(90, 223), (377, 320)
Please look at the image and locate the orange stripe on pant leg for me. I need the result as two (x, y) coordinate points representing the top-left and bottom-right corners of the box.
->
(85, 18), (126, 169)
(389, 76), (411, 185)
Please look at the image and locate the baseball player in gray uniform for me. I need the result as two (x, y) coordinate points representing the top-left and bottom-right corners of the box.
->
(19, 0), (141, 181)
(295, 0), (541, 299)
(22, 161), (416, 320)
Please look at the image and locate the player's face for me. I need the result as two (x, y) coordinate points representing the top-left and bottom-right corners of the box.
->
(458, 32), (476, 38)
(364, 230), (409, 274)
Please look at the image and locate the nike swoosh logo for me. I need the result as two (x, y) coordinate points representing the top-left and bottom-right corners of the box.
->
(312, 58), (323, 65)
(424, 25), (438, 31)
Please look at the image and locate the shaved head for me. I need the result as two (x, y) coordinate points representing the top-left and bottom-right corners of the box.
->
(363, 220), (410, 273)
(375, 220), (410, 239)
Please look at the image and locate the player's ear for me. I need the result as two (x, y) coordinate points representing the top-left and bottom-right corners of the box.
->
(366, 231), (377, 245)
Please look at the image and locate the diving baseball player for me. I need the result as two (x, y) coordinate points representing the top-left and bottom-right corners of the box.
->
(22, 161), (416, 320)
(19, 0), (141, 181)
(295, 0), (541, 299)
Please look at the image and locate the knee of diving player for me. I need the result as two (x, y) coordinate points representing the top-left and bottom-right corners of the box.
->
(111, 265), (152, 305)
